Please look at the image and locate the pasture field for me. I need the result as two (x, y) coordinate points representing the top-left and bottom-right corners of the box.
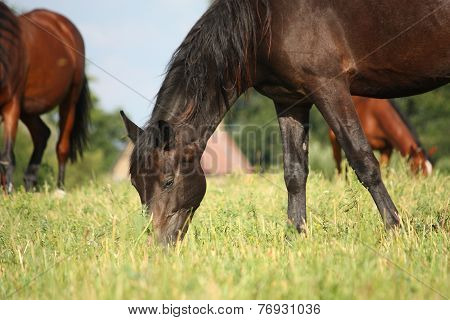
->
(0, 165), (448, 300)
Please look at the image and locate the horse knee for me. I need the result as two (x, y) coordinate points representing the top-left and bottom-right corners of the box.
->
(57, 142), (70, 162)
(284, 166), (308, 194)
(351, 152), (382, 188)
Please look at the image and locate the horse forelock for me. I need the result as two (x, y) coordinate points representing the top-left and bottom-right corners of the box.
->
(129, 125), (160, 175)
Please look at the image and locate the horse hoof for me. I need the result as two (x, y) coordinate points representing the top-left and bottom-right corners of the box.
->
(24, 182), (37, 192)
(53, 189), (66, 199)
(6, 183), (13, 194)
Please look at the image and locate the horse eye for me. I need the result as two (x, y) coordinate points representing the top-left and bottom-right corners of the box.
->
(162, 178), (174, 189)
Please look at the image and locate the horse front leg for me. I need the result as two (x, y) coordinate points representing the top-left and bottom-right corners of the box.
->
(380, 147), (393, 167)
(0, 96), (20, 194)
(311, 79), (400, 228)
(21, 114), (51, 191)
(275, 102), (312, 233)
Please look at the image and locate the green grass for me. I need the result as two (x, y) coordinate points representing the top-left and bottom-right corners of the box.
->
(0, 165), (448, 299)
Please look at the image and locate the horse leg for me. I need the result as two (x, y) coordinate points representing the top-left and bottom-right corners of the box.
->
(312, 80), (400, 228)
(275, 102), (312, 233)
(0, 96), (20, 193)
(21, 114), (51, 191)
(380, 147), (393, 167)
(56, 98), (77, 190)
(329, 129), (342, 174)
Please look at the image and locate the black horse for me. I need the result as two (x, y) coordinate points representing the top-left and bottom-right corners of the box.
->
(121, 0), (450, 245)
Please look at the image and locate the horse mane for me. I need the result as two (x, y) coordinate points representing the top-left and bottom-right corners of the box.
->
(389, 99), (431, 161)
(148, 0), (271, 127)
(131, 0), (271, 172)
(0, 2), (20, 88)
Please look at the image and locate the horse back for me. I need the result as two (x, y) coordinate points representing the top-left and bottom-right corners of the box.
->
(262, 0), (450, 99)
(334, 0), (450, 95)
(19, 9), (86, 114)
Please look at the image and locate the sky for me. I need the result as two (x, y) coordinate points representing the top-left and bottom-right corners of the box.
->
(11, 0), (209, 126)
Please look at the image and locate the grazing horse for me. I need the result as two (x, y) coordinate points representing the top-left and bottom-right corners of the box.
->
(0, 2), (26, 193)
(121, 0), (450, 245)
(16, 9), (90, 191)
(329, 97), (434, 176)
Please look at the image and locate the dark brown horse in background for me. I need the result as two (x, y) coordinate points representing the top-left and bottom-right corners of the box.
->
(120, 0), (450, 245)
(0, 7), (90, 192)
(329, 97), (435, 176)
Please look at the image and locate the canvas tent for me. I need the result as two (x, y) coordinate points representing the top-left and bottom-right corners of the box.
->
(112, 126), (252, 181)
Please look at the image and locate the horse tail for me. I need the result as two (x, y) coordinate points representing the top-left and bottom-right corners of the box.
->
(69, 76), (91, 162)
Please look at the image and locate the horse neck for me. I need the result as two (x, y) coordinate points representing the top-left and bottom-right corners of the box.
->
(146, 0), (271, 149)
(150, 83), (239, 151)
(383, 99), (428, 158)
(388, 124), (419, 157)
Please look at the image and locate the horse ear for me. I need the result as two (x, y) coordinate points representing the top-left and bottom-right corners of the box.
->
(120, 111), (143, 143)
(156, 120), (175, 151)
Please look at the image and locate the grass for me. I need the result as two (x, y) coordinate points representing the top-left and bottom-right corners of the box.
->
(0, 163), (448, 299)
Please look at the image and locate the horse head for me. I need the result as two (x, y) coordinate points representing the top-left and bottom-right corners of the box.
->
(121, 111), (206, 246)
(409, 146), (435, 176)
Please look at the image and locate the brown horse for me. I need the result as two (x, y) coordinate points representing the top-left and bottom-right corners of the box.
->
(120, 0), (450, 245)
(329, 97), (435, 176)
(0, 2), (26, 193)
(0, 8), (90, 192)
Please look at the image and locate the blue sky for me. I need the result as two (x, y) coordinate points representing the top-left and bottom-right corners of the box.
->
(11, 0), (208, 125)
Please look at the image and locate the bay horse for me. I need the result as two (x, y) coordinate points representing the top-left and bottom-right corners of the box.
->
(120, 0), (450, 245)
(0, 2), (26, 193)
(0, 8), (90, 192)
(329, 97), (435, 176)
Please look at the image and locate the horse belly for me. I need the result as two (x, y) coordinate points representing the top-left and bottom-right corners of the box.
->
(349, 76), (449, 99)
